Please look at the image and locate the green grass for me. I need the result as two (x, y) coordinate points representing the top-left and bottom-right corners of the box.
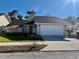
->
(0, 36), (11, 42)
(0, 34), (43, 42)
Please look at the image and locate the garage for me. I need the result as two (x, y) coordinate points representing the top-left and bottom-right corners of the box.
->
(40, 24), (65, 36)
(38, 24), (66, 40)
(32, 16), (67, 40)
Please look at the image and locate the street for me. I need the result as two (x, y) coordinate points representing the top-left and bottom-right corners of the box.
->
(0, 51), (79, 59)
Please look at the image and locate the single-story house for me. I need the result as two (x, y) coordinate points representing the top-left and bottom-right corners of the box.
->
(28, 16), (68, 40)
(2, 20), (29, 33)
(2, 16), (70, 40)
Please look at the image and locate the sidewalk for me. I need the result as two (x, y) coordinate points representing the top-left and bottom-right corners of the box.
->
(0, 41), (45, 46)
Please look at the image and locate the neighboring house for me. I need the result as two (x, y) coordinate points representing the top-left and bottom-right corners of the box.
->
(2, 20), (29, 33)
(0, 13), (11, 33)
(30, 16), (68, 38)
(0, 13), (11, 26)
(73, 22), (79, 37)
(75, 23), (79, 32)
(64, 17), (79, 37)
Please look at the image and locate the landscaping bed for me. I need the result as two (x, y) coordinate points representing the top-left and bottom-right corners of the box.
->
(0, 44), (47, 53)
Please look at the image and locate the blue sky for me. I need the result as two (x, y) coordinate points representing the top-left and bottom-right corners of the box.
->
(0, 0), (79, 18)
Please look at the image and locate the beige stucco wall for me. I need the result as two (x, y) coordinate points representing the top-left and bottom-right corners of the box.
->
(0, 15), (11, 26)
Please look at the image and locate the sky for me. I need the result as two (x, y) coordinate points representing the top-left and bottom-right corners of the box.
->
(0, 0), (79, 18)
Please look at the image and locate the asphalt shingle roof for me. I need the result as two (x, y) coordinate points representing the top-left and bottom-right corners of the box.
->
(7, 20), (29, 26)
(32, 16), (68, 24)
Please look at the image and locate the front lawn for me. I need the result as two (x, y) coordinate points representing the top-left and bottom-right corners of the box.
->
(0, 33), (43, 42)
(0, 36), (11, 42)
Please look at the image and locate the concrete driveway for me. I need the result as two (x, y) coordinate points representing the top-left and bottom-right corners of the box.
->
(41, 38), (79, 51)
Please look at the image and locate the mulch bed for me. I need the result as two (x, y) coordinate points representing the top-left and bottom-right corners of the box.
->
(0, 44), (47, 53)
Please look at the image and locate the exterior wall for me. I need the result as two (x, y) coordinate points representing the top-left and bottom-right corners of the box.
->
(37, 24), (40, 35)
(0, 15), (11, 26)
(74, 23), (79, 37)
(66, 24), (73, 30)
(75, 23), (79, 32)
(17, 28), (22, 32)
(22, 24), (37, 34)
(6, 27), (22, 33)
(2, 24), (36, 34)
(2, 25), (22, 33)
(0, 27), (3, 34)
(22, 25), (29, 33)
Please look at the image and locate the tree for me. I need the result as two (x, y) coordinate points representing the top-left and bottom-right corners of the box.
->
(24, 15), (30, 19)
(25, 10), (36, 19)
(17, 15), (23, 20)
(8, 9), (18, 20)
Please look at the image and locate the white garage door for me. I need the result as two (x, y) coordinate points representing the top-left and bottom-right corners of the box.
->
(40, 25), (65, 36)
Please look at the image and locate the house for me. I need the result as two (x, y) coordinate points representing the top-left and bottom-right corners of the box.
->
(0, 13), (11, 33)
(22, 20), (36, 34)
(2, 15), (69, 40)
(73, 22), (79, 38)
(2, 20), (29, 33)
(0, 13), (11, 26)
(29, 16), (68, 40)
(64, 17), (79, 37)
